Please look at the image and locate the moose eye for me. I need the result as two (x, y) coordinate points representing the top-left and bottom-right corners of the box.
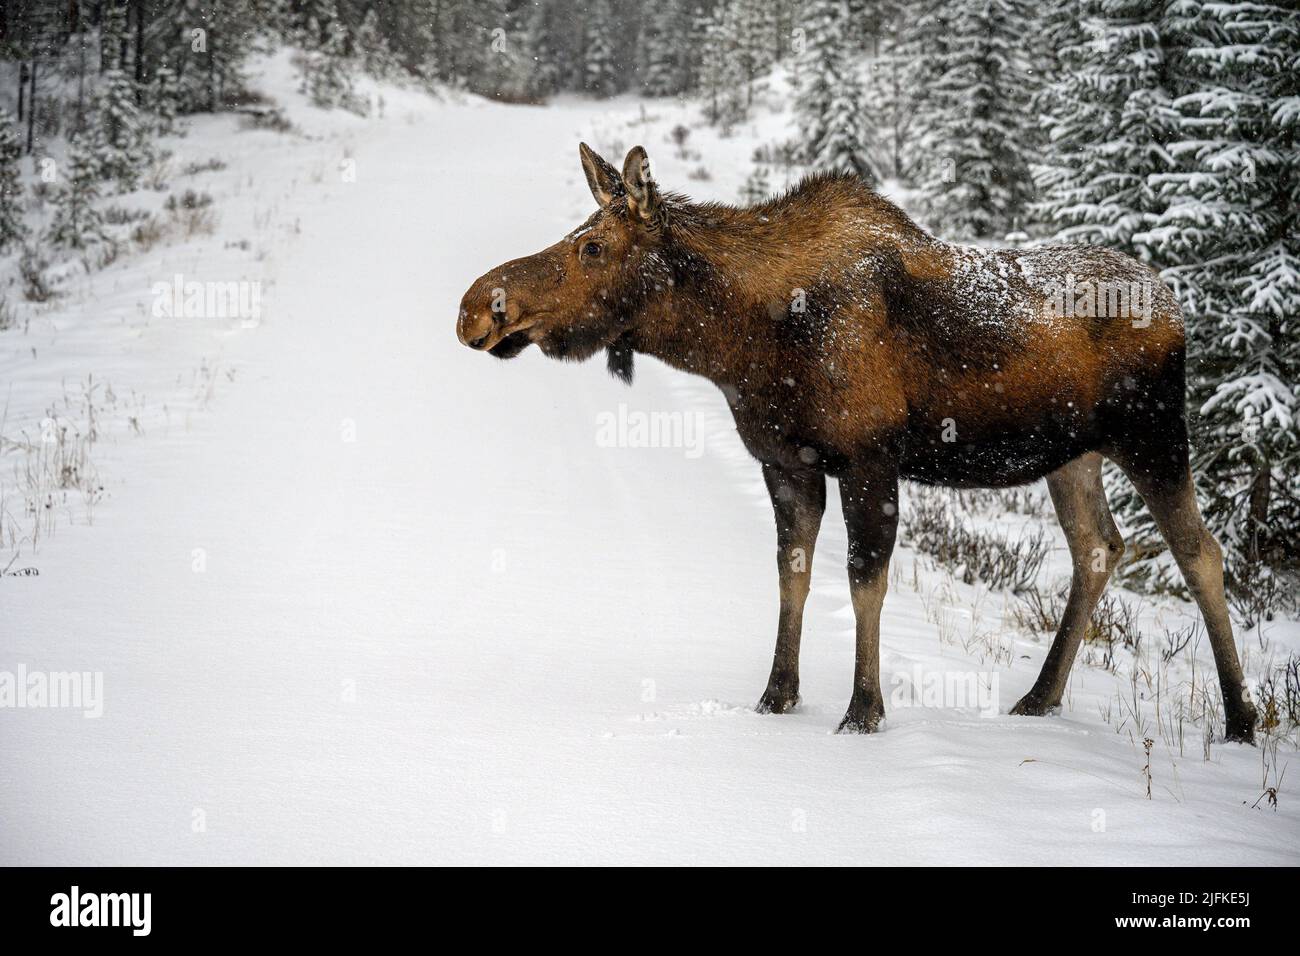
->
(581, 240), (603, 259)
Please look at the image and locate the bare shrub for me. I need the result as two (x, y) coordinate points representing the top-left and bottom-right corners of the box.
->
(1011, 583), (1062, 633)
(19, 245), (54, 302)
(131, 214), (168, 251)
(165, 190), (217, 238)
(165, 189), (214, 212)
(103, 205), (151, 226)
(1084, 592), (1143, 671)
(181, 157), (228, 176)
(902, 486), (1050, 592)
(237, 106), (294, 134)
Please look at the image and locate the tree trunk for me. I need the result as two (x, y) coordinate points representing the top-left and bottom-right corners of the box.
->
(26, 58), (37, 154)
(134, 0), (146, 99)
(1246, 456), (1271, 566)
(77, 18), (87, 132)
(208, 17), (217, 111)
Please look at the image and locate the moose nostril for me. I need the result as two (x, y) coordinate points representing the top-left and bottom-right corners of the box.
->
(468, 331), (490, 350)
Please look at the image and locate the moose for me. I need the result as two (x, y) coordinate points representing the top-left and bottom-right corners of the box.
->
(456, 143), (1258, 743)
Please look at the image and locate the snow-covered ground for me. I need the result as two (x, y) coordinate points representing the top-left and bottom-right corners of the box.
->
(2, 59), (1297, 865)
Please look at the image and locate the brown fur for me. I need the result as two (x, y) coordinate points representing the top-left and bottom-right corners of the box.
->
(457, 145), (1257, 742)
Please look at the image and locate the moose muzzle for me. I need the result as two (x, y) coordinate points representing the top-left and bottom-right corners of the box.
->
(457, 305), (497, 350)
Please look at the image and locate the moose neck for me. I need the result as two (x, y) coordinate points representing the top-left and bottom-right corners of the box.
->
(628, 185), (933, 389)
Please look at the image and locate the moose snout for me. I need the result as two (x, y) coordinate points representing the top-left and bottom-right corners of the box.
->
(457, 305), (496, 350)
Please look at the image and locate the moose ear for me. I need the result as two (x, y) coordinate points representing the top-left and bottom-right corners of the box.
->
(579, 142), (623, 208)
(621, 146), (660, 223)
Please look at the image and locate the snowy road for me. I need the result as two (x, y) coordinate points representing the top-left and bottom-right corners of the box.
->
(3, 93), (1296, 865)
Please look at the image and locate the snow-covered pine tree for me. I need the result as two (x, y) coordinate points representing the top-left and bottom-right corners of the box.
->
(794, 0), (880, 183)
(167, 0), (252, 113)
(865, 1), (913, 181)
(355, 7), (402, 80)
(792, 1), (838, 152)
(303, 18), (358, 110)
(893, 0), (953, 183)
(1028, 1), (1183, 592)
(100, 0), (129, 72)
(640, 0), (691, 96)
(0, 110), (27, 252)
(414, 0), (449, 90)
(1133, 0), (1300, 589)
(476, 0), (532, 102)
(154, 64), (180, 136)
(522, 0), (572, 99)
(584, 0), (620, 99)
(90, 68), (153, 192)
(731, 0), (776, 111)
(47, 135), (108, 250)
(913, 0), (1040, 240)
(697, 5), (740, 126)
(845, 0), (890, 54)
(285, 0), (335, 47)
(739, 163), (772, 204)
(1031, 0), (1172, 255)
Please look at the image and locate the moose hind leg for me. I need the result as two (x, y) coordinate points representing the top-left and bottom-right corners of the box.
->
(1119, 460), (1258, 743)
(756, 464), (826, 714)
(1012, 453), (1124, 717)
(836, 462), (899, 734)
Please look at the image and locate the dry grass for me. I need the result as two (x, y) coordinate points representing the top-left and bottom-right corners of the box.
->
(1, 377), (109, 562)
(902, 486), (1050, 592)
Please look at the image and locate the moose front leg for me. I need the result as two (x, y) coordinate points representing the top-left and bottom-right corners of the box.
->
(755, 464), (826, 714)
(837, 461), (900, 733)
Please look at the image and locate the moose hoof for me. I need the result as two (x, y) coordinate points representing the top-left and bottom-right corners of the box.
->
(836, 697), (884, 734)
(1225, 704), (1258, 745)
(1009, 693), (1060, 718)
(756, 684), (799, 715)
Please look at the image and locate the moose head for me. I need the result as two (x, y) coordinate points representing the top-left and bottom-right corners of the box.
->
(456, 143), (670, 383)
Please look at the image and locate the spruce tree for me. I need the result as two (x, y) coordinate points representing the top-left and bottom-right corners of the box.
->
(1138, 0), (1300, 586)
(523, 0), (568, 99)
(913, 0), (1039, 240)
(154, 64), (180, 136)
(866, 1), (914, 181)
(356, 8), (401, 80)
(1032, 1), (1171, 255)
(477, 0), (530, 101)
(731, 0), (776, 112)
(0, 110), (27, 252)
(739, 164), (772, 204)
(47, 136), (108, 250)
(303, 18), (356, 109)
(584, 0), (620, 99)
(91, 69), (153, 192)
(641, 0), (690, 96)
(795, 0), (880, 182)
(101, 0), (129, 72)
